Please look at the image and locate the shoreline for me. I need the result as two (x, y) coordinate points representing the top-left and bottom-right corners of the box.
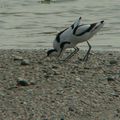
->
(0, 46), (120, 51)
(0, 49), (120, 120)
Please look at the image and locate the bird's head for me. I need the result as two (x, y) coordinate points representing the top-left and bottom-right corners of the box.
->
(71, 17), (82, 29)
(92, 20), (104, 33)
(47, 49), (58, 57)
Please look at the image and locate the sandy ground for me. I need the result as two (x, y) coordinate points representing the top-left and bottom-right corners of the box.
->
(0, 49), (120, 120)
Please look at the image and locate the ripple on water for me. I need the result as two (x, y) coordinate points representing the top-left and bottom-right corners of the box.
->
(0, 0), (120, 50)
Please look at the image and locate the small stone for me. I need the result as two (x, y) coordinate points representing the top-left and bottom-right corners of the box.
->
(21, 59), (30, 65)
(108, 53), (113, 56)
(107, 77), (115, 81)
(52, 65), (58, 69)
(17, 78), (29, 86)
(13, 56), (23, 61)
(30, 81), (36, 85)
(20, 101), (27, 105)
(75, 77), (83, 82)
(116, 109), (120, 113)
(52, 69), (59, 75)
(84, 67), (90, 69)
(109, 60), (118, 65)
(76, 90), (80, 94)
(60, 118), (64, 120)
(70, 71), (76, 74)
(60, 116), (65, 120)
(0, 91), (5, 97)
(38, 61), (42, 64)
(53, 71), (59, 75)
(68, 107), (74, 112)
(111, 92), (119, 97)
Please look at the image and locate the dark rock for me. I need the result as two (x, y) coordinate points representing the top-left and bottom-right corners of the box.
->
(38, 61), (42, 64)
(13, 55), (23, 61)
(107, 77), (115, 81)
(60, 114), (65, 120)
(0, 91), (5, 97)
(68, 107), (74, 112)
(52, 65), (58, 69)
(109, 60), (118, 65)
(84, 67), (90, 69)
(53, 69), (59, 75)
(116, 109), (120, 113)
(108, 53), (113, 56)
(60, 116), (65, 120)
(44, 74), (50, 79)
(17, 78), (29, 86)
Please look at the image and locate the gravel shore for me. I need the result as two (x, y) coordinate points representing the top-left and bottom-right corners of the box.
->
(0, 49), (120, 120)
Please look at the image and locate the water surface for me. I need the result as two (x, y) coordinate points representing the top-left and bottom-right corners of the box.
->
(0, 0), (120, 50)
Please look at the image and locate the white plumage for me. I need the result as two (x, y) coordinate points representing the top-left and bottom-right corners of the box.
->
(47, 17), (104, 61)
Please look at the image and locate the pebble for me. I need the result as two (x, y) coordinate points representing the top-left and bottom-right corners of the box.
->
(13, 55), (23, 61)
(52, 65), (58, 69)
(21, 59), (30, 65)
(108, 53), (113, 56)
(20, 101), (27, 105)
(59, 114), (65, 120)
(107, 77), (115, 81)
(84, 67), (90, 69)
(116, 109), (120, 113)
(109, 60), (118, 65)
(75, 77), (83, 82)
(68, 106), (74, 112)
(38, 61), (42, 64)
(52, 69), (59, 75)
(17, 78), (29, 86)
(111, 92), (119, 97)
(0, 91), (5, 97)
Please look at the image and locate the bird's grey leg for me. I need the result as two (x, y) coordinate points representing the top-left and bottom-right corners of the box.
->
(63, 47), (79, 62)
(83, 41), (91, 61)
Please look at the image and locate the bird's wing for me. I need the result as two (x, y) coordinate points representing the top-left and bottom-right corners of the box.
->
(55, 27), (69, 43)
(74, 23), (97, 36)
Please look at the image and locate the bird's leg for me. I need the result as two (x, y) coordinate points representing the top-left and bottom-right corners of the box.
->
(83, 41), (91, 61)
(62, 47), (79, 62)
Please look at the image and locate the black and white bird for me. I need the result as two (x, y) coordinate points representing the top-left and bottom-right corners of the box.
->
(47, 17), (104, 61)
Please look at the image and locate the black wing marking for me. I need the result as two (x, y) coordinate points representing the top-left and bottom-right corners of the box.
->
(73, 25), (79, 35)
(73, 24), (84, 35)
(71, 17), (81, 30)
(75, 23), (97, 36)
(55, 27), (68, 43)
(71, 24), (74, 29)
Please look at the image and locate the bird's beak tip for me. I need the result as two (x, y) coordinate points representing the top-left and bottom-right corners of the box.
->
(79, 17), (82, 20)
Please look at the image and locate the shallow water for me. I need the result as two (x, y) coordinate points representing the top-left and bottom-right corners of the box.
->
(0, 0), (120, 50)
